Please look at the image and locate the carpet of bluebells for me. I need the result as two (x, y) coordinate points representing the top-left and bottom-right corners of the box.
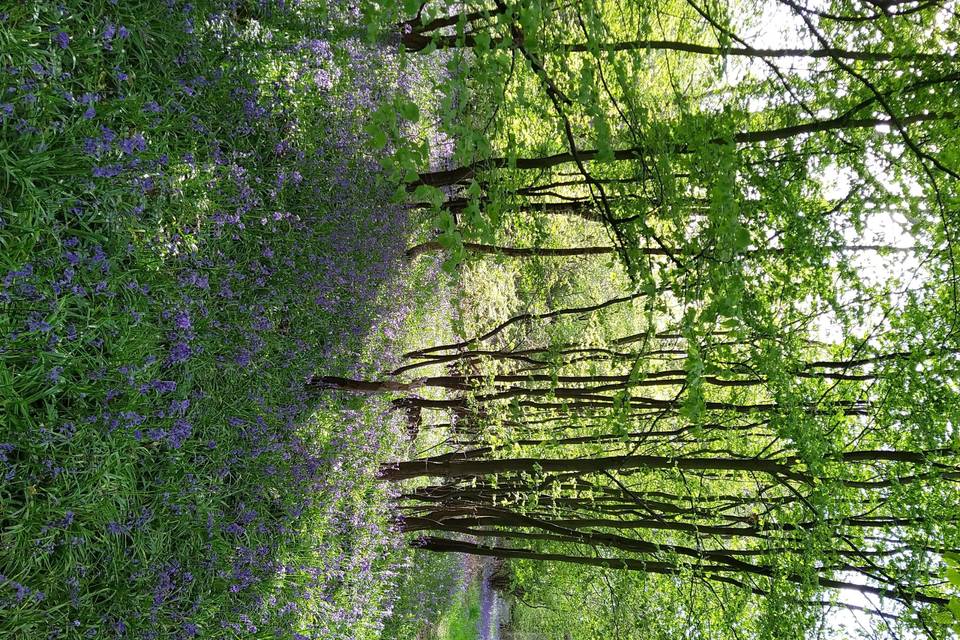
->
(0, 2), (457, 638)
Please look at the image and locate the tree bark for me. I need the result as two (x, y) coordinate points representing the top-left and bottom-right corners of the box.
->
(404, 32), (952, 64)
(410, 112), (953, 189)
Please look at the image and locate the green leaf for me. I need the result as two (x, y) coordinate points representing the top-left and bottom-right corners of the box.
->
(733, 225), (751, 251)
(397, 100), (420, 122)
(518, 5), (539, 32)
(934, 610), (954, 624)
(949, 598), (960, 619)
(436, 210), (455, 233)
(947, 568), (960, 588)
(441, 254), (461, 273)
(413, 185), (444, 209)
(475, 31), (491, 51)
(370, 129), (387, 150)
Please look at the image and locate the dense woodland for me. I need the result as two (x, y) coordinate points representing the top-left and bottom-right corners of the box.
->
(354, 0), (960, 637)
(3, 0), (959, 638)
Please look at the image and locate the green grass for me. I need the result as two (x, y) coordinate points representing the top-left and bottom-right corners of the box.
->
(0, 2), (425, 638)
(434, 583), (482, 640)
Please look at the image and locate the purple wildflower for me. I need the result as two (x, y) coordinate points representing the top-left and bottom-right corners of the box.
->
(167, 342), (190, 364)
(174, 311), (191, 330)
(26, 315), (52, 333)
(119, 133), (146, 155)
(167, 420), (191, 449)
(106, 522), (126, 535)
(155, 380), (176, 393)
(92, 164), (123, 178)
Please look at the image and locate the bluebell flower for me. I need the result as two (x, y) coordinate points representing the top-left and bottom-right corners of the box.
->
(14, 582), (31, 602)
(92, 164), (122, 178)
(26, 315), (52, 333)
(120, 133), (146, 155)
(155, 380), (175, 393)
(167, 420), (191, 449)
(168, 342), (191, 364)
(174, 311), (191, 330)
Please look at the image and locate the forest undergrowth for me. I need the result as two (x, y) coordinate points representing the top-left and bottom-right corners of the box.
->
(0, 2), (467, 638)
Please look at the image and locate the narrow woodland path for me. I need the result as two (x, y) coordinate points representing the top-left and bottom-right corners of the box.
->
(477, 560), (499, 640)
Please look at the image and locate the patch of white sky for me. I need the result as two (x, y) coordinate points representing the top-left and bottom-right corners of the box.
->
(710, 0), (938, 346)
(700, 1), (949, 635)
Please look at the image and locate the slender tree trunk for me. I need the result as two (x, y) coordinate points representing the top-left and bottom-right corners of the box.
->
(404, 32), (952, 64)
(414, 537), (947, 605)
(410, 112), (953, 189)
(381, 451), (806, 481)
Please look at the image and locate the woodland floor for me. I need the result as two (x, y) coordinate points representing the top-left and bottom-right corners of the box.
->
(0, 3), (474, 639)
